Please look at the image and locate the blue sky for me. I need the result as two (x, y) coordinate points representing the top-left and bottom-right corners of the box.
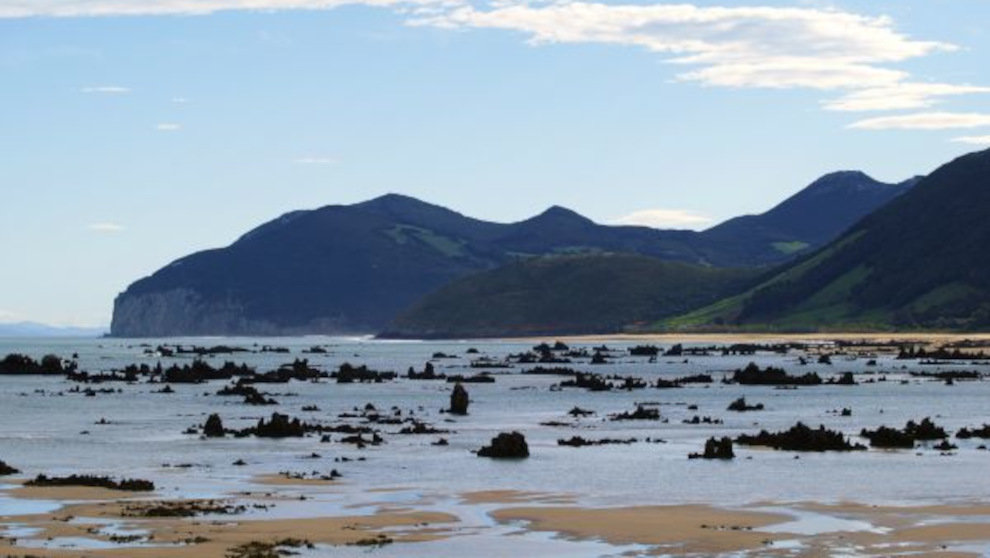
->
(1, 0), (989, 326)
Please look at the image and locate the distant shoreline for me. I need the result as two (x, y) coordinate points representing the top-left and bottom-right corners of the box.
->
(66, 330), (990, 345)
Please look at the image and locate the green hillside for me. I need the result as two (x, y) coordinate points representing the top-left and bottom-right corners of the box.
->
(382, 254), (757, 338)
(664, 148), (990, 331)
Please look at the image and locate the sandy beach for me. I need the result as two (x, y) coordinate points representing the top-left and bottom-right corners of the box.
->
(5, 483), (990, 557)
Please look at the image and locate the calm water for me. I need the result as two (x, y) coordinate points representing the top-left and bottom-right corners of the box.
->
(1, 336), (988, 505)
(1, 336), (989, 555)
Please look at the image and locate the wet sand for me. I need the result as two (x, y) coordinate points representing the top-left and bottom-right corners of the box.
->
(1, 489), (458, 557)
(5, 484), (990, 556)
(252, 473), (343, 487)
(491, 504), (788, 554)
(491, 501), (990, 556)
(4, 479), (155, 502)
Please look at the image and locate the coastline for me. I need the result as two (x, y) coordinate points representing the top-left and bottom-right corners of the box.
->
(510, 331), (990, 344)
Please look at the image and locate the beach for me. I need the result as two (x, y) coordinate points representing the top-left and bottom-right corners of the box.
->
(2, 335), (990, 556)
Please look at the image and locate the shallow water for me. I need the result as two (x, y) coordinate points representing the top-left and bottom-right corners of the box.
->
(1, 335), (989, 554)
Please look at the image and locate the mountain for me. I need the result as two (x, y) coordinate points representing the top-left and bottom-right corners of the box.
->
(382, 254), (757, 338)
(665, 149), (990, 331)
(111, 171), (914, 337)
(0, 322), (108, 338)
(697, 171), (919, 266)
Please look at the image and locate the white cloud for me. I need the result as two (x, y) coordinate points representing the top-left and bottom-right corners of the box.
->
(155, 123), (182, 131)
(849, 112), (990, 130)
(0, 0), (443, 18)
(0, 309), (16, 321)
(7, 1), (989, 117)
(171, 96), (189, 104)
(824, 83), (990, 112)
(951, 135), (990, 146)
(612, 208), (712, 230)
(87, 222), (125, 233)
(412, 3), (961, 98)
(81, 85), (130, 94)
(293, 156), (338, 165)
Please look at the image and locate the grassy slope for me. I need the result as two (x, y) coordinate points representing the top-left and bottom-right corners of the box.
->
(662, 148), (990, 332)
(384, 253), (757, 338)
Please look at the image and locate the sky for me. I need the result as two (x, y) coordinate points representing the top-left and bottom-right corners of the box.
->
(1, 0), (989, 327)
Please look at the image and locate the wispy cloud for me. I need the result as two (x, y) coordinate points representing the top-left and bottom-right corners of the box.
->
(612, 208), (712, 230)
(951, 135), (990, 146)
(849, 112), (990, 130)
(410, 2), (986, 112)
(0, 309), (16, 321)
(87, 222), (125, 233)
(293, 156), (338, 165)
(171, 97), (189, 104)
(824, 83), (990, 112)
(6, 2), (988, 121)
(155, 123), (182, 132)
(0, 0), (437, 18)
(81, 85), (130, 94)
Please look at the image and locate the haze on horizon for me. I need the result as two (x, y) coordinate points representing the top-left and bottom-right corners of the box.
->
(1, 0), (989, 327)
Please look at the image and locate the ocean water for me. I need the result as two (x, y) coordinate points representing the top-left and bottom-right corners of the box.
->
(1, 336), (989, 554)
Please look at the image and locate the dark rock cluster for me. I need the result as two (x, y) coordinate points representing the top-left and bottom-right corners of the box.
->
(729, 362), (822, 386)
(860, 417), (947, 448)
(737, 422), (866, 452)
(477, 432), (529, 458)
(0, 460), (19, 475)
(26, 474), (155, 491)
(689, 437), (735, 459)
(727, 397), (764, 412)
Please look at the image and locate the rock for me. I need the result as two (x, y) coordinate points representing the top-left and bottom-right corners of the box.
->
(203, 414), (225, 437)
(727, 397), (764, 412)
(0, 460), (19, 475)
(334, 363), (397, 383)
(827, 372), (857, 385)
(689, 437), (735, 459)
(407, 362), (445, 380)
(933, 440), (957, 451)
(628, 345), (660, 356)
(905, 417), (948, 440)
(0, 353), (76, 375)
(249, 413), (307, 438)
(957, 424), (990, 439)
(860, 426), (915, 449)
(557, 436), (637, 447)
(609, 405), (660, 421)
(861, 417), (948, 448)
(398, 420), (448, 435)
(445, 373), (495, 384)
(449, 382), (469, 415)
(737, 422), (866, 452)
(683, 415), (722, 425)
(729, 362), (821, 386)
(477, 431), (529, 458)
(26, 474), (154, 491)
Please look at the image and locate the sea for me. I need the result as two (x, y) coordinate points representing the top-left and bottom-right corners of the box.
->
(2, 335), (989, 556)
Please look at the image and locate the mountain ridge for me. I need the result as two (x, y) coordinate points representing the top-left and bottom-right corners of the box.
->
(111, 170), (916, 337)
